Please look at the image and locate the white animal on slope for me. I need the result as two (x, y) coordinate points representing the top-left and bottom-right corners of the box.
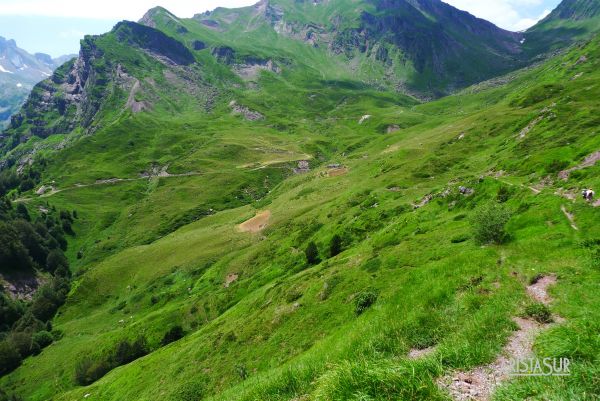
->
(582, 189), (595, 201)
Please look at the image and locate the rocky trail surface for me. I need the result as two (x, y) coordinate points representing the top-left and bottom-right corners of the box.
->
(438, 275), (560, 401)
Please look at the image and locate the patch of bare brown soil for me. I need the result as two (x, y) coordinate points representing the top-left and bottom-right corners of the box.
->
(238, 210), (271, 233)
(327, 167), (348, 177)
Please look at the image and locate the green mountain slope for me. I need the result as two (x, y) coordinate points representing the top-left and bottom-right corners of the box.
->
(524, 0), (600, 55)
(0, 1), (600, 400)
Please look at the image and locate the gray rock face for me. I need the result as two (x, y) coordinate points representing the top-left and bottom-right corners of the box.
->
(229, 100), (264, 121)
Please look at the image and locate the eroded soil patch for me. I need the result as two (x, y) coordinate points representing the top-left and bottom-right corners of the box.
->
(238, 210), (271, 233)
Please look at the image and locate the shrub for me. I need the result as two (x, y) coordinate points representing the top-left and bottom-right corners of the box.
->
(0, 294), (23, 331)
(471, 202), (511, 245)
(354, 291), (378, 315)
(29, 297), (57, 322)
(75, 357), (111, 385)
(75, 336), (149, 385)
(112, 337), (148, 366)
(305, 241), (320, 265)
(524, 303), (553, 324)
(0, 388), (23, 401)
(171, 381), (204, 401)
(11, 312), (45, 333)
(32, 331), (53, 348)
(545, 159), (569, 174)
(8, 332), (38, 358)
(450, 234), (470, 244)
(329, 234), (343, 257)
(496, 185), (512, 203)
(0, 341), (22, 376)
(161, 326), (185, 346)
(236, 364), (248, 380)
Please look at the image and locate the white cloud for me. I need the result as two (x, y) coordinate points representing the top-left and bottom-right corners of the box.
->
(512, 8), (551, 31)
(443, 0), (553, 31)
(0, 0), (256, 20)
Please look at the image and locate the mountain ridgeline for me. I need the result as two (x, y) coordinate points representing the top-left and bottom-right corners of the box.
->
(2, 0), (599, 156)
(1, 0), (600, 400)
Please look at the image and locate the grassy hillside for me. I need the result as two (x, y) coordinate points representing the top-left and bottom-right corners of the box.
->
(0, 10), (599, 399)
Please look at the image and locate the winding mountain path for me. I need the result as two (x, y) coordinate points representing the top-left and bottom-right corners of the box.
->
(14, 170), (203, 203)
(438, 275), (560, 401)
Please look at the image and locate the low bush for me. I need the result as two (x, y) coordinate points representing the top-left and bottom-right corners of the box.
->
(354, 291), (378, 315)
(32, 330), (53, 348)
(524, 303), (553, 324)
(161, 326), (185, 346)
(471, 202), (511, 245)
(0, 341), (22, 375)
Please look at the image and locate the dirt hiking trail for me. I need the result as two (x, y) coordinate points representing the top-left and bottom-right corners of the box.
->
(438, 275), (560, 401)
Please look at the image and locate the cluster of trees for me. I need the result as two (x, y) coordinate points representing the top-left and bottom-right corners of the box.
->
(0, 198), (74, 275)
(75, 337), (149, 385)
(0, 277), (69, 375)
(0, 198), (75, 376)
(75, 325), (186, 385)
(0, 160), (46, 197)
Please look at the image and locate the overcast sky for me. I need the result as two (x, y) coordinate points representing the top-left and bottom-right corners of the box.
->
(0, 0), (561, 57)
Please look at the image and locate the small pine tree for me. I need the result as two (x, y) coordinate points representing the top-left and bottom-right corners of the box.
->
(329, 234), (343, 257)
(305, 241), (320, 265)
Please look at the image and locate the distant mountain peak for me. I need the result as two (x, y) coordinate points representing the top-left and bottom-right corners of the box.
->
(139, 6), (180, 28)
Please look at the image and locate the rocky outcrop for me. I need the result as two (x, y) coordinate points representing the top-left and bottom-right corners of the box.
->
(2, 21), (195, 149)
(114, 21), (195, 66)
(252, 0), (284, 25)
(234, 57), (281, 80)
(6, 35), (105, 141)
(229, 100), (264, 121)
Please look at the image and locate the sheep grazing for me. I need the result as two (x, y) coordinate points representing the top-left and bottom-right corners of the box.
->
(582, 189), (595, 201)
